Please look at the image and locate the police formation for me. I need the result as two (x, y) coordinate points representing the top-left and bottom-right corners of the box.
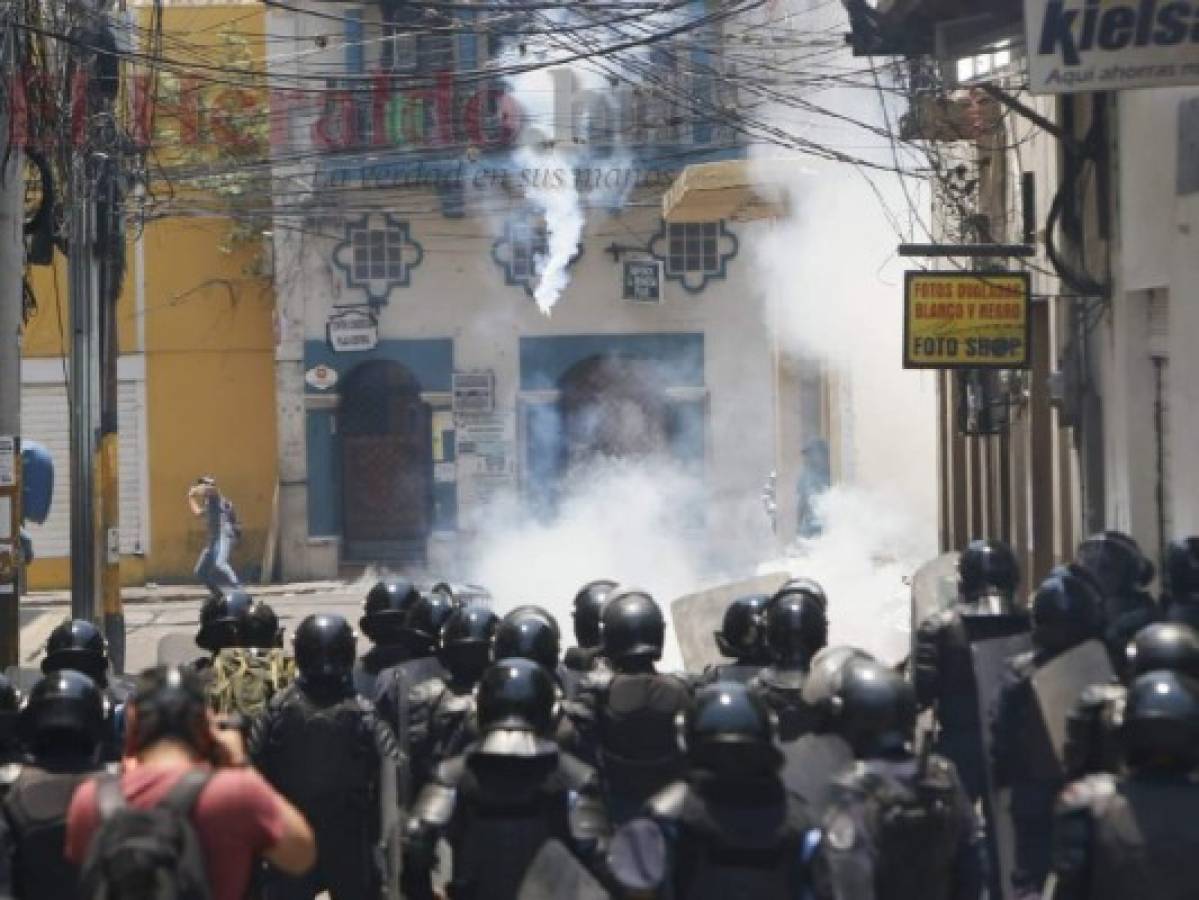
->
(2, 536), (1199, 898)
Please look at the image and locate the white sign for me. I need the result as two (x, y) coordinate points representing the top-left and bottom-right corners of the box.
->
(453, 371), (495, 415)
(304, 364), (339, 391)
(0, 436), (13, 488)
(1025, 0), (1199, 93)
(327, 309), (378, 353)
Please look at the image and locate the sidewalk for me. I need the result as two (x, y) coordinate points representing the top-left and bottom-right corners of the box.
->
(21, 580), (349, 608)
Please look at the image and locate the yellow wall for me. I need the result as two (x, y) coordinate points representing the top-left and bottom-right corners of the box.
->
(25, 3), (275, 587)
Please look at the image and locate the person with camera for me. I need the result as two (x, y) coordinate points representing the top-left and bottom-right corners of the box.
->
(64, 665), (315, 900)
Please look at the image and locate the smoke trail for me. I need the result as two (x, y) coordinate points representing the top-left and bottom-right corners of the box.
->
(514, 144), (585, 316)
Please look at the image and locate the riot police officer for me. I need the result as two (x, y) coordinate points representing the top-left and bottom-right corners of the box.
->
(493, 605), (562, 672)
(249, 614), (401, 900)
(0, 671), (106, 899)
(816, 659), (981, 900)
(700, 592), (772, 684)
(407, 604), (499, 790)
(1161, 536), (1199, 631)
(1051, 669), (1199, 899)
(244, 600), (284, 649)
(914, 538), (1020, 802)
(353, 576), (423, 698)
(0, 676), (19, 776)
(563, 580), (616, 694)
(990, 565), (1106, 899)
(750, 584), (829, 741)
(1064, 621), (1199, 779)
(607, 681), (818, 900)
(372, 590), (455, 794)
(780, 576), (829, 612)
(194, 589), (255, 655)
(1075, 530), (1158, 669)
(41, 618), (130, 761)
(571, 588), (692, 824)
(403, 658), (608, 900)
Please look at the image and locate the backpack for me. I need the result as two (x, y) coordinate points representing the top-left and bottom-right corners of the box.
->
(856, 759), (962, 900)
(206, 649), (296, 718)
(4, 766), (96, 899)
(79, 769), (212, 900)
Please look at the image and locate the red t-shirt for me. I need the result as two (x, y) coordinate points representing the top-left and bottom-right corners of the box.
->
(66, 765), (287, 900)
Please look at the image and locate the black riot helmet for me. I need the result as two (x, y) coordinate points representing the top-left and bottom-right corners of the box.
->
(1076, 531), (1155, 597)
(243, 602), (283, 649)
(439, 605), (499, 684)
(41, 618), (110, 684)
(778, 577), (828, 612)
(958, 539), (1020, 606)
(1164, 538), (1199, 602)
(1031, 565), (1105, 654)
(1126, 622), (1199, 680)
(293, 613), (356, 685)
(361, 577), (422, 643)
(801, 645), (876, 729)
(679, 681), (783, 778)
(830, 659), (916, 758)
(401, 591), (457, 651)
(0, 674), (19, 752)
(195, 590), (254, 653)
(765, 588), (828, 667)
(475, 658), (559, 756)
(21, 670), (106, 759)
(714, 593), (771, 664)
(1122, 670), (1199, 772)
(601, 589), (666, 666)
(573, 579), (617, 649)
(494, 606), (561, 671)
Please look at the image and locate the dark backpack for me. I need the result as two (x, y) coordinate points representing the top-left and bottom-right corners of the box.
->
(78, 770), (213, 900)
(3, 765), (96, 899)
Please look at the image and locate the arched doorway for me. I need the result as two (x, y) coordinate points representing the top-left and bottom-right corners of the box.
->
(339, 360), (433, 565)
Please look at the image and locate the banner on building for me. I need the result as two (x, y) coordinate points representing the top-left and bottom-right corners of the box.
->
(903, 272), (1031, 370)
(1025, 0), (1199, 93)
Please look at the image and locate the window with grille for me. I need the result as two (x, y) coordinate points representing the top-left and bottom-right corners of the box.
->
(351, 226), (409, 282)
(509, 219), (546, 282)
(666, 222), (720, 275)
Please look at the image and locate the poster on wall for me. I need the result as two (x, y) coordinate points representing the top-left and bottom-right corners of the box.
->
(903, 272), (1031, 370)
(1025, 0), (1199, 93)
(456, 411), (516, 508)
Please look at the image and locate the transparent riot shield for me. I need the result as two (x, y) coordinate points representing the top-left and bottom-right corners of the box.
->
(1029, 639), (1117, 780)
(517, 839), (610, 900)
(670, 573), (791, 673)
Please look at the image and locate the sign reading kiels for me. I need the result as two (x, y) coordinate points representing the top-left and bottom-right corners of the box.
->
(1025, 0), (1199, 93)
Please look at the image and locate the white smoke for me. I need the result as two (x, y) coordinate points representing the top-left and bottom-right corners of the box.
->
(513, 143), (586, 315)
(465, 458), (726, 671)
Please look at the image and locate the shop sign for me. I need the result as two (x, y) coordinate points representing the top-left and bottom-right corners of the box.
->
(327, 308), (378, 353)
(903, 272), (1031, 369)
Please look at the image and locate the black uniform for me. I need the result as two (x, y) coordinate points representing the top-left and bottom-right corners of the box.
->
(748, 586), (828, 742)
(698, 593), (773, 686)
(1051, 670), (1199, 900)
(1076, 531), (1159, 669)
(816, 756), (980, 900)
(564, 580), (618, 698)
(607, 681), (817, 900)
(40, 618), (132, 762)
(0, 671), (106, 900)
(250, 613), (402, 900)
(403, 658), (608, 900)
(250, 681), (401, 899)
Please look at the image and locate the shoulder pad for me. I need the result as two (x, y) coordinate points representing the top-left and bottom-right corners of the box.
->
(413, 780), (457, 829)
(1008, 651), (1036, 675)
(432, 755), (468, 789)
(1078, 683), (1124, 708)
(1057, 774), (1118, 814)
(0, 763), (21, 787)
(645, 780), (689, 821)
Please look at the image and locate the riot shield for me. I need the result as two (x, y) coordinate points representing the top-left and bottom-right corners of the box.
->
(671, 573), (790, 673)
(157, 631), (203, 667)
(517, 839), (610, 900)
(909, 553), (961, 666)
(972, 625), (1032, 900)
(2, 666), (42, 695)
(1030, 639), (1116, 778)
(780, 732), (854, 818)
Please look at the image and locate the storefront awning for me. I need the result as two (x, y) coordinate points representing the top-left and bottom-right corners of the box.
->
(661, 159), (797, 224)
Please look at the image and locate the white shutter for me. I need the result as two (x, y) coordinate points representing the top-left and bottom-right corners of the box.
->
(21, 372), (146, 559)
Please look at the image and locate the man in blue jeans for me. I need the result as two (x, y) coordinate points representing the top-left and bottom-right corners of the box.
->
(189, 476), (241, 596)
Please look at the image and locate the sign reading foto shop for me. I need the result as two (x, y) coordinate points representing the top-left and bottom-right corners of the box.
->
(1026, 0), (1199, 93)
(903, 272), (1031, 370)
(327, 308), (378, 353)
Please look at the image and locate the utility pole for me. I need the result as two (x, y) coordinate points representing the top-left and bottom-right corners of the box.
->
(0, 19), (24, 670)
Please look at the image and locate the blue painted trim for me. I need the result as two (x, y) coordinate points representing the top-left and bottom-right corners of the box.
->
(304, 339), (454, 393)
(344, 9), (364, 75)
(306, 410), (341, 536)
(331, 214), (425, 307)
(519, 334), (704, 390)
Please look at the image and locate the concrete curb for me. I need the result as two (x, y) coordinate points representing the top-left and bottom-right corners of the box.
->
(20, 581), (350, 608)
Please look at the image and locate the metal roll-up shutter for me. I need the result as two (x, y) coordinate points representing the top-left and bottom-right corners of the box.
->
(21, 375), (146, 559)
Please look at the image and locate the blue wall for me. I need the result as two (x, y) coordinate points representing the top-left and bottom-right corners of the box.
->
(519, 333), (705, 391)
(304, 339), (454, 537)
